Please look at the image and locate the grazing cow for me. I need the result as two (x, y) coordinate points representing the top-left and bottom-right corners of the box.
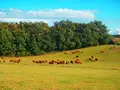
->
(95, 58), (98, 61)
(56, 60), (61, 64)
(100, 50), (104, 53)
(75, 59), (82, 64)
(36, 61), (39, 64)
(91, 56), (94, 58)
(75, 50), (80, 53)
(89, 58), (92, 61)
(10, 59), (13, 62)
(60, 60), (65, 64)
(59, 61), (62, 64)
(76, 56), (79, 58)
(57, 61), (60, 64)
(39, 60), (42, 63)
(17, 59), (21, 63)
(16, 60), (19, 63)
(72, 52), (76, 54)
(57, 59), (59, 61)
(41, 60), (45, 63)
(49, 61), (54, 64)
(10, 59), (21, 63)
(0, 60), (1, 63)
(32, 60), (35, 63)
(12, 59), (21, 63)
(51, 60), (54, 63)
(66, 61), (69, 64)
(54, 61), (57, 63)
(62, 60), (65, 64)
(45, 60), (47, 63)
(70, 61), (73, 64)
(3, 61), (6, 63)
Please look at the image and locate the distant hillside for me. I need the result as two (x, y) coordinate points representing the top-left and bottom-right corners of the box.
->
(113, 35), (120, 38)
(111, 37), (120, 45)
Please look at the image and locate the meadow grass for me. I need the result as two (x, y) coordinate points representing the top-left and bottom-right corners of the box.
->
(0, 45), (120, 90)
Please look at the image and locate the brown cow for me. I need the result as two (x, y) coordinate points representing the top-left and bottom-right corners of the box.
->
(57, 61), (60, 64)
(13, 59), (21, 63)
(39, 60), (42, 63)
(10, 59), (13, 62)
(49, 61), (54, 64)
(33, 60), (35, 63)
(100, 50), (104, 53)
(60, 60), (65, 64)
(72, 52), (76, 54)
(75, 50), (80, 53)
(75, 59), (82, 64)
(45, 60), (47, 63)
(36, 61), (39, 64)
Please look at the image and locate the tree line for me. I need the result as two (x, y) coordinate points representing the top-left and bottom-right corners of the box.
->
(0, 20), (112, 56)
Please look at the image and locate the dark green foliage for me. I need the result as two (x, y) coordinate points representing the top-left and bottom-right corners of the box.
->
(0, 20), (111, 56)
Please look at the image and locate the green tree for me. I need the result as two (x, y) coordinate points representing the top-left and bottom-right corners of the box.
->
(0, 29), (14, 56)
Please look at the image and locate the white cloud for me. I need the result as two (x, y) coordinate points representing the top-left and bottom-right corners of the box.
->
(116, 28), (120, 35)
(0, 8), (96, 21)
(108, 28), (120, 35)
(26, 8), (95, 19)
(108, 30), (113, 35)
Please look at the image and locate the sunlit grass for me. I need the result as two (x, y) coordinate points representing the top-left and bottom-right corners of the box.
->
(0, 45), (120, 90)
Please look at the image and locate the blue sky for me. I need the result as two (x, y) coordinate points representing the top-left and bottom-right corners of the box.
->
(0, 0), (120, 35)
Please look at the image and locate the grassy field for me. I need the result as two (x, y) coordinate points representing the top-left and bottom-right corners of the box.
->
(0, 45), (120, 90)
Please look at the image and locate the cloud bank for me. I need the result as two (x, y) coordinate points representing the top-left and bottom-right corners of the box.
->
(0, 8), (96, 23)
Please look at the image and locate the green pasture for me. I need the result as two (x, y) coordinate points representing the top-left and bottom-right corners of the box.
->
(0, 45), (120, 90)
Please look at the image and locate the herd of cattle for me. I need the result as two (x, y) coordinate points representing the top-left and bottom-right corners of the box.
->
(88, 56), (98, 62)
(0, 57), (21, 63)
(32, 50), (83, 64)
(0, 47), (116, 65)
(32, 59), (82, 64)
